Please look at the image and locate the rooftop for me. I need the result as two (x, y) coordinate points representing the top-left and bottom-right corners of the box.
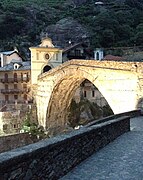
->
(0, 61), (31, 71)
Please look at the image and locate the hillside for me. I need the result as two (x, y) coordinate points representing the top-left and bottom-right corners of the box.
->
(0, 0), (143, 59)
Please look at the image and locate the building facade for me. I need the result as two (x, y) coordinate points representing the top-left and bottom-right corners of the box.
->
(0, 49), (32, 134)
(74, 80), (107, 107)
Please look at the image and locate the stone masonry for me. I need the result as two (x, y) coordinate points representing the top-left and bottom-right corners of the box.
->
(35, 60), (143, 129)
(0, 115), (130, 179)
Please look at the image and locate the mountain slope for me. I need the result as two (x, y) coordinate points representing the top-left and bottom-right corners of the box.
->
(0, 0), (143, 58)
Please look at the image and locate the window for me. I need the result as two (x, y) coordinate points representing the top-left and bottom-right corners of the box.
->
(14, 84), (17, 89)
(5, 84), (8, 90)
(14, 64), (18, 69)
(3, 124), (8, 130)
(14, 73), (17, 82)
(5, 95), (9, 101)
(56, 53), (58, 61)
(45, 53), (50, 60)
(27, 72), (29, 81)
(14, 95), (18, 100)
(37, 53), (39, 60)
(23, 73), (29, 82)
(4, 73), (8, 82)
(84, 90), (86, 97)
(24, 94), (27, 100)
(92, 90), (95, 97)
(21, 73), (23, 81)
(23, 84), (27, 89)
(75, 49), (81, 56)
(13, 124), (17, 129)
(23, 73), (27, 78)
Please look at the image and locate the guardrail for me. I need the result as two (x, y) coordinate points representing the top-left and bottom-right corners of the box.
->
(0, 78), (30, 83)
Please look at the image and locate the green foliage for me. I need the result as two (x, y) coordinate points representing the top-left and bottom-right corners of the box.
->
(68, 98), (113, 128)
(21, 112), (47, 139)
(68, 99), (80, 128)
(1, 0), (143, 55)
(102, 105), (114, 117)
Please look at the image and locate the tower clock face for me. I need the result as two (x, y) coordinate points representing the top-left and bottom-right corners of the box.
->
(45, 53), (50, 60)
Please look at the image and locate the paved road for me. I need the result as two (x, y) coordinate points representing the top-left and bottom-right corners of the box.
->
(61, 116), (143, 180)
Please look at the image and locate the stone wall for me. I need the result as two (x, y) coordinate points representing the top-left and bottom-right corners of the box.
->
(0, 110), (21, 134)
(0, 104), (38, 134)
(0, 116), (130, 179)
(0, 133), (37, 153)
(39, 60), (143, 79)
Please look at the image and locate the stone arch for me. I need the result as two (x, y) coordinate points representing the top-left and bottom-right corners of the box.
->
(136, 97), (143, 110)
(44, 67), (115, 129)
(36, 60), (141, 129)
(46, 76), (85, 128)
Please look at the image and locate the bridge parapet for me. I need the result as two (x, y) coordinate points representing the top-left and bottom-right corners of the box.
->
(0, 115), (130, 179)
(38, 60), (143, 80)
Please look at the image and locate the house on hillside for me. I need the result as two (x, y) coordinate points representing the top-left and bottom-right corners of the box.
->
(0, 48), (31, 105)
(0, 61), (31, 105)
(0, 48), (24, 67)
(62, 42), (93, 62)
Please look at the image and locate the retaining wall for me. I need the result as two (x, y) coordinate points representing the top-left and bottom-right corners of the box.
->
(0, 116), (130, 179)
(0, 133), (37, 153)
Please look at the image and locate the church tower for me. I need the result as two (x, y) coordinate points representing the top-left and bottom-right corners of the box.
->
(30, 38), (63, 84)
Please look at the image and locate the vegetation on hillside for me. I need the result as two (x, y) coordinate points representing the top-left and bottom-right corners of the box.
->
(68, 99), (113, 128)
(0, 0), (143, 58)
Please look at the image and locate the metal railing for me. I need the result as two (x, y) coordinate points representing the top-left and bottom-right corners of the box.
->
(1, 88), (30, 94)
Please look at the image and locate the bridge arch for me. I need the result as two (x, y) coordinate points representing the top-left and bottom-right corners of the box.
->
(36, 60), (142, 129)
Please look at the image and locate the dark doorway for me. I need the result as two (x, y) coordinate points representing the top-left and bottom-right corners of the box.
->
(96, 52), (99, 60)
(43, 65), (52, 73)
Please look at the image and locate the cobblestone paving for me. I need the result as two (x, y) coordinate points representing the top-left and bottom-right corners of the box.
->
(61, 116), (143, 180)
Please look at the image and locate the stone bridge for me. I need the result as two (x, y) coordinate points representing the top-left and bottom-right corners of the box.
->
(35, 60), (143, 129)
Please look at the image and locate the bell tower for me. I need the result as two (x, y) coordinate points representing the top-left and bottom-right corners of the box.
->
(30, 38), (63, 84)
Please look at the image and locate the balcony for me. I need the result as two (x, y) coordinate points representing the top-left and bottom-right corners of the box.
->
(0, 77), (30, 83)
(0, 99), (33, 105)
(1, 88), (30, 94)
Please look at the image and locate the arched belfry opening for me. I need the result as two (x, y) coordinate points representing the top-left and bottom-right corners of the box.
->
(43, 65), (52, 73)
